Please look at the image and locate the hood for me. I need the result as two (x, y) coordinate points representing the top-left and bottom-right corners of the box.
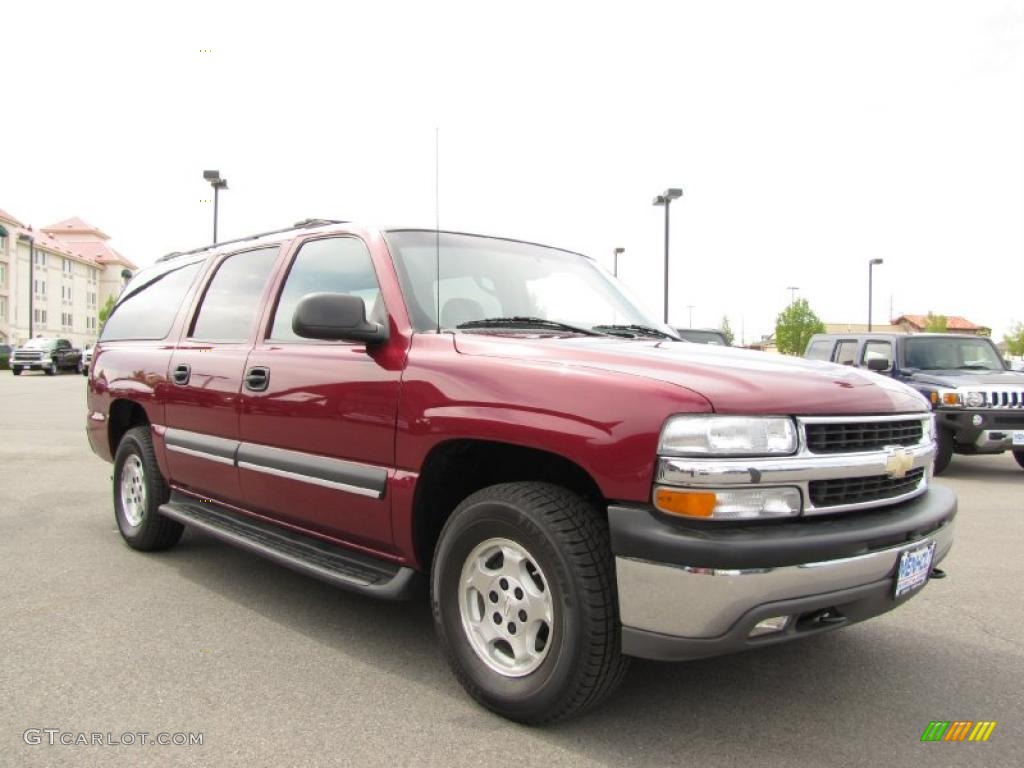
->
(453, 334), (928, 415)
(907, 369), (1024, 388)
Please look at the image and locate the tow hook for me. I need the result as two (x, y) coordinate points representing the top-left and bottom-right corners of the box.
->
(930, 567), (947, 580)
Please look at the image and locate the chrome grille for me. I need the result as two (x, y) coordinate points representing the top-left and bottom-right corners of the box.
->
(809, 468), (926, 508)
(13, 351), (43, 362)
(984, 389), (1024, 408)
(804, 419), (923, 454)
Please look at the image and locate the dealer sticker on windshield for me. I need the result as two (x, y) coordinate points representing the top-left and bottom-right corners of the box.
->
(895, 541), (936, 599)
(1013, 431), (1024, 446)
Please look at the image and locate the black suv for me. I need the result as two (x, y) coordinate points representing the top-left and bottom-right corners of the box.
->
(805, 333), (1024, 473)
(11, 337), (83, 376)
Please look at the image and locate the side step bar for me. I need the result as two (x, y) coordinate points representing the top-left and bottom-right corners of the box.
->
(159, 493), (423, 600)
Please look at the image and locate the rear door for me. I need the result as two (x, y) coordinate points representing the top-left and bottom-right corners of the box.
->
(237, 235), (402, 551)
(163, 246), (281, 506)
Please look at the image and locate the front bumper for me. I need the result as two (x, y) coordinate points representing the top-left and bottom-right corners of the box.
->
(610, 485), (956, 660)
(938, 408), (1024, 451)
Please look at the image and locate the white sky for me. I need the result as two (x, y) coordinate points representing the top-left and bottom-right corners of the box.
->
(2, 0), (1022, 343)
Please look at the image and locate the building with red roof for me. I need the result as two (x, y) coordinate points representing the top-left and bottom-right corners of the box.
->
(0, 207), (135, 348)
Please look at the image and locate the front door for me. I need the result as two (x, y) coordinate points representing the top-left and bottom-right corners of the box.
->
(163, 246), (281, 506)
(238, 236), (402, 551)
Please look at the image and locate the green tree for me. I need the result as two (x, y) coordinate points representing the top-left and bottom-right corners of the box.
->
(924, 311), (948, 332)
(98, 295), (116, 330)
(719, 316), (735, 346)
(1004, 321), (1024, 356)
(775, 298), (825, 356)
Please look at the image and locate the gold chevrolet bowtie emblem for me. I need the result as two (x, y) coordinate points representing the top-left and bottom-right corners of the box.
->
(885, 447), (914, 479)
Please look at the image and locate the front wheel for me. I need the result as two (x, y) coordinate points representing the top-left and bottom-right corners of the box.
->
(44, 364), (56, 376)
(934, 428), (954, 475)
(12, 367), (21, 376)
(431, 482), (629, 724)
(1013, 450), (1024, 470)
(112, 426), (184, 551)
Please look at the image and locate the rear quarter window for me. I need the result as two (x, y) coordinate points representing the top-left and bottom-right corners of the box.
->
(805, 340), (832, 361)
(101, 262), (203, 341)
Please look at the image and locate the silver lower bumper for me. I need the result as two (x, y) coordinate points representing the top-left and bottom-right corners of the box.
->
(972, 429), (1021, 452)
(617, 520), (954, 639)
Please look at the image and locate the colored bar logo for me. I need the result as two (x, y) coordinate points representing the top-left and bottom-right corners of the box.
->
(921, 721), (997, 742)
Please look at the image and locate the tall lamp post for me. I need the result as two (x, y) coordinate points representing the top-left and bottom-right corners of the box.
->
(786, 286), (799, 304)
(612, 247), (624, 277)
(868, 258), (884, 331)
(686, 305), (695, 327)
(652, 188), (683, 324)
(203, 170), (228, 243)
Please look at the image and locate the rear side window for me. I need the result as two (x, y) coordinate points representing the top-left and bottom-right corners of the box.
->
(269, 238), (382, 341)
(805, 340), (832, 361)
(834, 340), (858, 365)
(862, 341), (893, 369)
(101, 262), (202, 341)
(191, 248), (280, 341)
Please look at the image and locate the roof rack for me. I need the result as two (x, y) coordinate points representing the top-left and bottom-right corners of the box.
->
(156, 219), (348, 262)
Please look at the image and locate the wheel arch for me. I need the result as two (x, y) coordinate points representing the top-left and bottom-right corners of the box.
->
(409, 438), (606, 571)
(108, 398), (152, 457)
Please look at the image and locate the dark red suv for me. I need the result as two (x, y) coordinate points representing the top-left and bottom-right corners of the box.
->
(87, 220), (956, 722)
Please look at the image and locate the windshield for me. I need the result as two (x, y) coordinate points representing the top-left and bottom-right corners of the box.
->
(23, 338), (56, 351)
(904, 336), (1005, 371)
(385, 231), (670, 335)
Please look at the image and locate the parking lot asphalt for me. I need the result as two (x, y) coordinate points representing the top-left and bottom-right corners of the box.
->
(1, 371), (1021, 768)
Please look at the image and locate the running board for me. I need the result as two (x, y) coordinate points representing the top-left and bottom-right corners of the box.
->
(158, 494), (422, 600)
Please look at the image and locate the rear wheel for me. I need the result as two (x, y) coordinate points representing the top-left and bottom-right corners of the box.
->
(113, 426), (184, 551)
(934, 428), (954, 475)
(431, 482), (628, 724)
(1013, 450), (1024, 470)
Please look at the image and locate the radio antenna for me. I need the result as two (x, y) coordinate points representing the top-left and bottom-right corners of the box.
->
(435, 125), (441, 333)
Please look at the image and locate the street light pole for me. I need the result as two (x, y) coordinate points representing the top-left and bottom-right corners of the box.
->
(787, 286), (799, 304)
(868, 258), (884, 331)
(613, 247), (624, 277)
(652, 188), (682, 324)
(687, 305), (695, 327)
(203, 170), (229, 244)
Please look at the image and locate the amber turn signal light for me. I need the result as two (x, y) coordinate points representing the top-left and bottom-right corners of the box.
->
(654, 488), (717, 518)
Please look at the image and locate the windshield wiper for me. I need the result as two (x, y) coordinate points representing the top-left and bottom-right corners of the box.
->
(956, 365), (996, 370)
(456, 317), (605, 336)
(591, 324), (679, 340)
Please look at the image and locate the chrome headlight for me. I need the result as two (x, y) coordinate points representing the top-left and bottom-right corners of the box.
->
(965, 391), (985, 408)
(659, 415), (798, 457)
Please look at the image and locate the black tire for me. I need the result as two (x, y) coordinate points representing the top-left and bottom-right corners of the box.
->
(112, 425), (184, 551)
(934, 427), (954, 475)
(76, 361), (84, 375)
(431, 482), (629, 724)
(1013, 450), (1024, 471)
(44, 365), (55, 376)
(12, 367), (21, 376)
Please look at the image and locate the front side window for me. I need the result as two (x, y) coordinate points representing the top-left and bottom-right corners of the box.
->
(862, 341), (893, 369)
(191, 247), (279, 341)
(269, 238), (381, 341)
(102, 262), (202, 341)
(386, 230), (665, 334)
